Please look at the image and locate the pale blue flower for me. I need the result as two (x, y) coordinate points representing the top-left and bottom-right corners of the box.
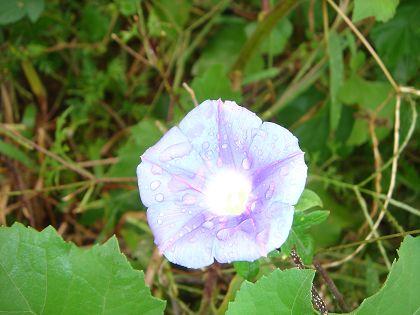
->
(137, 100), (307, 268)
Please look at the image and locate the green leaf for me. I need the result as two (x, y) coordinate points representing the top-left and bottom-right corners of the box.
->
(295, 189), (323, 211)
(0, 223), (165, 315)
(328, 30), (344, 131)
(370, 0), (419, 82)
(293, 210), (330, 230)
(226, 268), (315, 315)
(25, 0), (44, 22)
(233, 261), (260, 281)
(282, 229), (314, 264)
(192, 18), (248, 76)
(192, 64), (242, 103)
(0, 0), (44, 25)
(245, 18), (293, 56)
(353, 236), (420, 314)
(109, 119), (162, 177)
(0, 139), (36, 169)
(352, 0), (399, 22)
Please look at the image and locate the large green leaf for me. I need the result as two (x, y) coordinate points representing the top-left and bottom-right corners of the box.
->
(226, 268), (315, 315)
(0, 223), (165, 315)
(352, 235), (420, 314)
(352, 0), (399, 22)
(0, 0), (44, 25)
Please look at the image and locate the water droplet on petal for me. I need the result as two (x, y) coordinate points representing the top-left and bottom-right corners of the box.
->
(216, 229), (230, 241)
(182, 193), (196, 205)
(155, 193), (164, 202)
(250, 201), (257, 211)
(202, 141), (210, 150)
(188, 210), (192, 215)
(157, 219), (163, 225)
(265, 183), (275, 200)
(150, 180), (161, 190)
(160, 142), (192, 162)
(151, 165), (162, 175)
(181, 209), (186, 213)
(242, 157), (251, 170)
(202, 221), (214, 229)
(221, 143), (228, 149)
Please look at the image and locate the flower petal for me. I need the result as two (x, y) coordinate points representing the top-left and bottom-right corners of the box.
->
(249, 122), (307, 205)
(179, 100), (262, 169)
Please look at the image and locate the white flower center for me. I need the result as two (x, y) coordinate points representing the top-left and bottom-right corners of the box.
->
(204, 169), (252, 216)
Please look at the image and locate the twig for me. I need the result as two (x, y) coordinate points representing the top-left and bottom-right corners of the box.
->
(182, 82), (198, 107)
(199, 264), (219, 315)
(0, 126), (95, 179)
(325, 0), (399, 92)
(313, 260), (350, 312)
(290, 249), (328, 315)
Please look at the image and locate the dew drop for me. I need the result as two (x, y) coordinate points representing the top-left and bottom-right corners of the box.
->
(265, 182), (275, 200)
(150, 180), (161, 191)
(202, 221), (214, 229)
(242, 157), (251, 170)
(160, 142), (191, 162)
(151, 165), (162, 175)
(250, 201), (257, 211)
(157, 219), (163, 225)
(216, 229), (230, 241)
(202, 141), (210, 150)
(188, 210), (192, 215)
(155, 193), (164, 202)
(182, 193), (196, 205)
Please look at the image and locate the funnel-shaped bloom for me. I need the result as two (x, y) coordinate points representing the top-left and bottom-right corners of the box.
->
(137, 100), (307, 268)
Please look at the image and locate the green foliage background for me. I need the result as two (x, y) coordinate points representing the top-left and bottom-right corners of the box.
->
(0, 0), (419, 314)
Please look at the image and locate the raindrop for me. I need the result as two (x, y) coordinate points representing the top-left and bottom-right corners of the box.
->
(242, 157), (251, 170)
(157, 219), (163, 225)
(250, 201), (257, 211)
(265, 183), (275, 200)
(188, 210), (192, 215)
(160, 142), (191, 162)
(150, 180), (161, 191)
(151, 165), (162, 175)
(155, 193), (164, 202)
(202, 142), (210, 150)
(202, 221), (214, 229)
(182, 193), (196, 205)
(216, 229), (230, 241)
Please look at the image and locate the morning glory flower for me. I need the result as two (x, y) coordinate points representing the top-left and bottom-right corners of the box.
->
(137, 100), (307, 268)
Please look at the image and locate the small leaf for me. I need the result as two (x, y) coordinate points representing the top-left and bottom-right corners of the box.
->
(353, 236), (420, 314)
(353, 0), (400, 22)
(233, 261), (260, 281)
(25, 0), (44, 22)
(282, 228), (314, 264)
(293, 210), (330, 230)
(295, 189), (323, 211)
(0, 139), (36, 168)
(328, 30), (344, 131)
(0, 223), (166, 314)
(226, 268), (315, 315)
(192, 64), (242, 103)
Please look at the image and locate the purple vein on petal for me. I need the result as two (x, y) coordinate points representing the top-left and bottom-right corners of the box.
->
(251, 151), (304, 188)
(216, 99), (237, 168)
(159, 212), (211, 252)
(141, 156), (205, 194)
